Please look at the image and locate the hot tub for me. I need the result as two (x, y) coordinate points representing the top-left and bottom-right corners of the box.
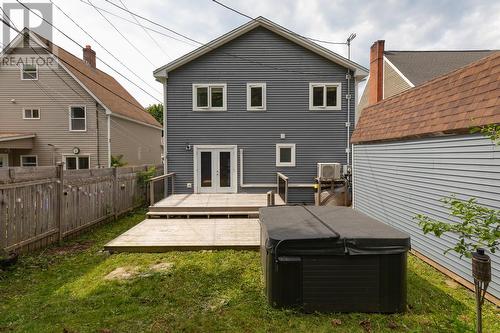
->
(259, 206), (410, 313)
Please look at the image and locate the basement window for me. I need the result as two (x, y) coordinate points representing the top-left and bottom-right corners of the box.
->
(309, 83), (341, 110)
(276, 143), (296, 167)
(193, 84), (227, 111)
(20, 155), (38, 167)
(247, 83), (266, 111)
(21, 64), (38, 80)
(65, 155), (90, 170)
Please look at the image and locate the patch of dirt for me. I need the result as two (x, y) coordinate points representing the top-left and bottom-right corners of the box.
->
(104, 266), (140, 281)
(150, 262), (174, 272)
(48, 240), (94, 255)
(444, 279), (459, 289)
(331, 318), (342, 327)
(359, 319), (372, 333)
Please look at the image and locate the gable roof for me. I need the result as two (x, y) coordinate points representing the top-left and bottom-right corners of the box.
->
(384, 50), (497, 86)
(153, 16), (368, 79)
(351, 51), (500, 144)
(4, 29), (161, 129)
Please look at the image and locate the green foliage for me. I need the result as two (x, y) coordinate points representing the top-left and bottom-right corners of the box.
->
(146, 103), (163, 125)
(110, 154), (127, 167)
(471, 123), (500, 145)
(137, 166), (156, 188)
(415, 196), (500, 258)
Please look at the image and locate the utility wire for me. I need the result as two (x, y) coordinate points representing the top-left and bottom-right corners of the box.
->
(78, 0), (198, 47)
(50, 0), (161, 95)
(87, 0), (156, 67)
(211, 0), (347, 45)
(15, 0), (162, 104)
(100, 0), (353, 77)
(118, 0), (171, 59)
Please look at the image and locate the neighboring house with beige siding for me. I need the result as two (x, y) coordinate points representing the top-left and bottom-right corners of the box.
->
(357, 40), (496, 123)
(0, 28), (162, 169)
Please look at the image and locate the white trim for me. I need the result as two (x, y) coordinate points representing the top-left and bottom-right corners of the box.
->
(163, 82), (168, 175)
(0, 154), (9, 167)
(110, 113), (163, 130)
(22, 107), (41, 120)
(107, 114), (111, 168)
(63, 154), (91, 170)
(20, 63), (38, 81)
(383, 56), (415, 87)
(276, 143), (296, 167)
(0, 134), (35, 142)
(68, 105), (87, 132)
(153, 17), (368, 79)
(309, 83), (342, 111)
(246, 83), (266, 111)
(20, 155), (38, 167)
(192, 84), (227, 111)
(193, 145), (237, 193)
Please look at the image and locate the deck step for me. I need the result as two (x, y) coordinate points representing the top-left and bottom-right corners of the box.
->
(147, 211), (260, 218)
(148, 205), (262, 213)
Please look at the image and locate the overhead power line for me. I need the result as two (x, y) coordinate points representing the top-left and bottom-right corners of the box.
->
(50, 0), (161, 95)
(87, 0), (156, 67)
(15, 0), (162, 103)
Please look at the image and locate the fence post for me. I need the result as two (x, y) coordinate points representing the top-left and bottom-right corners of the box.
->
(112, 167), (118, 220)
(56, 163), (64, 244)
(149, 179), (155, 206)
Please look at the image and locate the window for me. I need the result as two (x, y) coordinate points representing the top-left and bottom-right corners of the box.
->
(23, 108), (40, 119)
(193, 84), (227, 111)
(69, 106), (87, 131)
(20, 155), (37, 167)
(276, 144), (296, 167)
(21, 64), (38, 80)
(309, 83), (341, 110)
(65, 155), (90, 170)
(247, 83), (266, 111)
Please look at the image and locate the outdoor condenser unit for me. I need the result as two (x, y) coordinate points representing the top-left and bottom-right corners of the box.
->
(317, 162), (342, 180)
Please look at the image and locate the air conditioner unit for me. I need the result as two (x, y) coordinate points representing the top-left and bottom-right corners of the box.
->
(317, 163), (342, 181)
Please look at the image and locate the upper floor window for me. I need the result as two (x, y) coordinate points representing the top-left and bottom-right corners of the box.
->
(65, 155), (90, 170)
(193, 84), (227, 111)
(69, 106), (86, 131)
(20, 155), (38, 167)
(247, 83), (266, 111)
(21, 64), (38, 80)
(23, 108), (40, 119)
(309, 83), (341, 111)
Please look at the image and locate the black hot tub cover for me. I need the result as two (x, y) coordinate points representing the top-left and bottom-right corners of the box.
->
(259, 206), (410, 255)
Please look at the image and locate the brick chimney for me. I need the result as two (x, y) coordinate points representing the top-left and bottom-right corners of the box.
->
(83, 45), (96, 68)
(368, 40), (385, 105)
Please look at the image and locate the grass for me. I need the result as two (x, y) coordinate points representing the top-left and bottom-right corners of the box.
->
(0, 209), (498, 333)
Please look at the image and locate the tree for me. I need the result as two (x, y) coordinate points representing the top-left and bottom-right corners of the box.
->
(111, 155), (127, 167)
(146, 104), (163, 125)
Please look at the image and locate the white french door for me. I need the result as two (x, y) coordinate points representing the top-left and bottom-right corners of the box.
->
(0, 154), (9, 168)
(194, 145), (237, 193)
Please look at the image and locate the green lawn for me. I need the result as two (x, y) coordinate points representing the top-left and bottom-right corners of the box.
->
(1, 210), (498, 333)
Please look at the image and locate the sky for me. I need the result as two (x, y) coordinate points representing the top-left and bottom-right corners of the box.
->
(1, 0), (499, 106)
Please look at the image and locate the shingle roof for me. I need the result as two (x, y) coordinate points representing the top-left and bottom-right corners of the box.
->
(351, 52), (500, 144)
(30, 31), (161, 128)
(385, 50), (497, 86)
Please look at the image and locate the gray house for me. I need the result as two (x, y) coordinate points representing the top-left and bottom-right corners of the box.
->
(0, 29), (162, 168)
(154, 17), (368, 203)
(352, 52), (500, 302)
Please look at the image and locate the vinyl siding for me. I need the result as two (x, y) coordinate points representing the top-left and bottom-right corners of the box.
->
(0, 49), (105, 168)
(383, 59), (412, 98)
(166, 27), (354, 203)
(110, 116), (162, 166)
(352, 134), (500, 299)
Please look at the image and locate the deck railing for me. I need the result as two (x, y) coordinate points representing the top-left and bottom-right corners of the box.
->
(149, 172), (175, 206)
(276, 172), (289, 204)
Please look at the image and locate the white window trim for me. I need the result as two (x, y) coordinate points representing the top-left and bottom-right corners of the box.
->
(276, 143), (296, 167)
(309, 82), (342, 111)
(68, 105), (87, 132)
(63, 154), (91, 170)
(20, 64), (38, 81)
(22, 108), (41, 120)
(20, 155), (38, 167)
(192, 83), (227, 111)
(246, 83), (266, 111)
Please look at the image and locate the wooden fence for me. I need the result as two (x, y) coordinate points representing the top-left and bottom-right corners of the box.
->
(0, 164), (163, 253)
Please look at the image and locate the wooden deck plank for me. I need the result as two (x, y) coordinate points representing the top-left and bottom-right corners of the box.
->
(104, 218), (261, 252)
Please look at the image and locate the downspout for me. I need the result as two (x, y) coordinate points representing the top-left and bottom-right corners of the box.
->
(107, 113), (111, 168)
(163, 79), (168, 174)
(95, 102), (100, 168)
(346, 70), (352, 166)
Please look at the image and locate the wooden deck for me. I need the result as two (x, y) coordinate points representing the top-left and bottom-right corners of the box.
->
(147, 193), (284, 218)
(104, 218), (260, 252)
